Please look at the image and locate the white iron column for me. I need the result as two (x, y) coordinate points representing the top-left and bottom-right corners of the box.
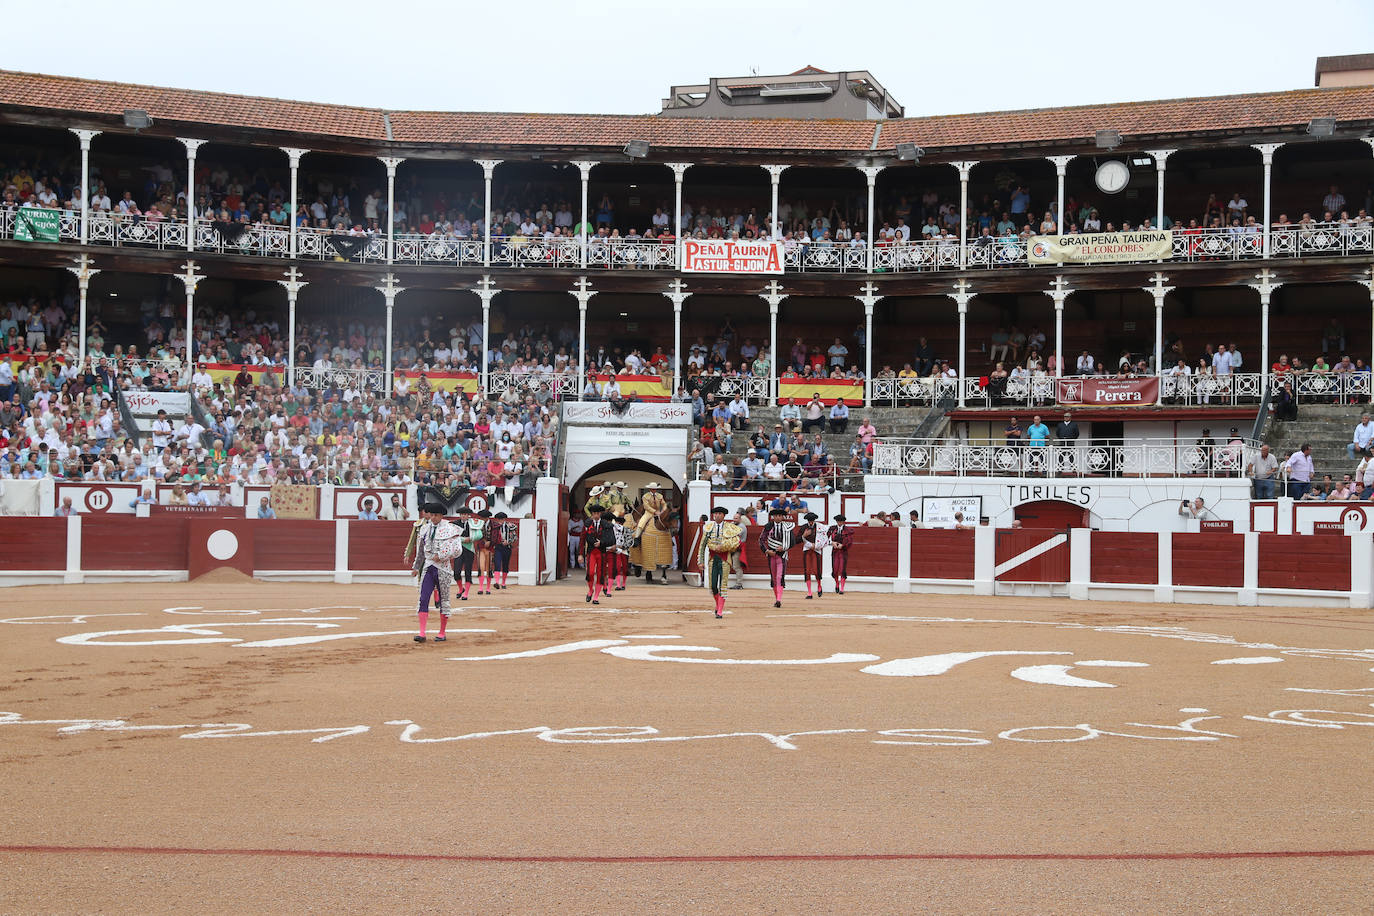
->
(857, 281), (881, 404)
(1045, 275), (1071, 378)
(947, 280), (975, 406)
(1251, 268), (1283, 394)
(177, 138), (206, 252)
(573, 160), (597, 269)
(952, 161), (978, 268)
(763, 165), (789, 239)
(1362, 267), (1374, 402)
(69, 129), (99, 245)
(1047, 156), (1075, 232)
(760, 279), (787, 403)
(282, 147), (307, 259)
(378, 156), (404, 264)
(1252, 143), (1283, 258)
(1144, 272), (1173, 404)
(174, 261), (205, 375)
(377, 272), (404, 384)
(1145, 149), (1175, 227)
(477, 159), (502, 267)
(667, 162), (691, 265)
(664, 278), (689, 394)
(572, 277), (596, 399)
(66, 255), (99, 366)
(859, 166), (883, 272)
(279, 266), (307, 388)
(474, 274), (499, 398)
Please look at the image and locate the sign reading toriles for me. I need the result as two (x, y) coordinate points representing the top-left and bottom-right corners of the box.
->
(1055, 377), (1159, 406)
(1029, 230), (1171, 265)
(681, 239), (784, 274)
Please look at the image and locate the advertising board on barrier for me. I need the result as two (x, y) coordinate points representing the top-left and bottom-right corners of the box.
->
(562, 402), (692, 426)
(1055, 377), (1159, 406)
(123, 390), (191, 418)
(1028, 230), (1172, 265)
(922, 496), (982, 528)
(681, 239), (784, 274)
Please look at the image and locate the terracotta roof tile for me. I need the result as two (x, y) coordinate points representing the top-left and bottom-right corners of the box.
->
(2, 70), (1373, 156)
(0, 70), (386, 140)
(385, 111), (873, 151)
(882, 86), (1374, 149)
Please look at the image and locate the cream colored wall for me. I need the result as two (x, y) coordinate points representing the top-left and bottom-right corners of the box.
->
(1318, 70), (1374, 87)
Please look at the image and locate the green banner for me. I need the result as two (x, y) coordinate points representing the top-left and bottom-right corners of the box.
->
(13, 208), (61, 242)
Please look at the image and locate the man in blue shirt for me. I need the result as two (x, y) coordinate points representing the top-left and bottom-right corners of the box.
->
(828, 397), (850, 434)
(1027, 414), (1050, 445)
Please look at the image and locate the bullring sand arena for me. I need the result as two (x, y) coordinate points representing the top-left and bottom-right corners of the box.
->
(3, 576), (1374, 913)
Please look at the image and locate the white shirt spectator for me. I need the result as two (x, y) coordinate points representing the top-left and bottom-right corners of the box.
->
(1285, 449), (1314, 483)
(178, 421), (206, 450)
(1212, 349), (1233, 376)
(1354, 419), (1374, 451)
(728, 397), (749, 421)
(708, 460), (728, 487)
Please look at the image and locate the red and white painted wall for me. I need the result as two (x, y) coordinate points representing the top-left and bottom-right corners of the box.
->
(0, 515), (550, 589)
(685, 481), (1371, 608)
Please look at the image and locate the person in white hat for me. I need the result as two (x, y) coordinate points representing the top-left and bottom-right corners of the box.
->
(582, 484), (606, 517)
(633, 482), (674, 583)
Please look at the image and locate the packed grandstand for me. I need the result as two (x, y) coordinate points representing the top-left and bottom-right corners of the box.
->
(1, 58), (1373, 563)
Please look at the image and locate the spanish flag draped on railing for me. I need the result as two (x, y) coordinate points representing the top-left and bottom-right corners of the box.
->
(777, 377), (864, 406)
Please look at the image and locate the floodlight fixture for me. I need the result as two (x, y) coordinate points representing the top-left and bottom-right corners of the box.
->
(623, 140), (650, 158)
(895, 142), (924, 161)
(122, 109), (152, 130)
(1095, 129), (1122, 149)
(1130, 155), (1153, 167)
(1306, 118), (1336, 137)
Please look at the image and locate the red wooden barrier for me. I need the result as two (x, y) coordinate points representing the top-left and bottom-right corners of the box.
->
(995, 528), (1069, 583)
(910, 529), (975, 580)
(1258, 533), (1350, 591)
(1089, 531), (1158, 585)
(1172, 533), (1244, 587)
(0, 517), (67, 570)
(82, 516), (187, 570)
(253, 520), (335, 571)
(348, 520), (412, 572)
(846, 527), (899, 577)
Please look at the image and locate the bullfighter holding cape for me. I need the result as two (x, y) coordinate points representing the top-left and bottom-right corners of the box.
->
(410, 502), (464, 642)
(703, 504), (743, 618)
(759, 506), (796, 608)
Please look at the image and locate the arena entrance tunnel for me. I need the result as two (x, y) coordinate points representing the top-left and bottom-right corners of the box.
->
(569, 458), (685, 583)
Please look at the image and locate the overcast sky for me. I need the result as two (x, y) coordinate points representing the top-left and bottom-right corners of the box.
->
(17, 0), (1374, 118)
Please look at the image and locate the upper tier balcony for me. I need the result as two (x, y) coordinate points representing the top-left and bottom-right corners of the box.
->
(3, 208), (1371, 275)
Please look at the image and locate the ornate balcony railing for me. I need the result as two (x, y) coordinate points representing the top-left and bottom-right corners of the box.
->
(296, 365), (386, 392)
(714, 374), (770, 403)
(872, 436), (1254, 478)
(5, 209), (1374, 277)
(488, 370), (577, 399)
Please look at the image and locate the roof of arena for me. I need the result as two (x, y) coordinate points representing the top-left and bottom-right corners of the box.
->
(2, 69), (1373, 155)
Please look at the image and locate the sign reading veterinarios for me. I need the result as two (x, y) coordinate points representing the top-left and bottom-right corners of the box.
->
(681, 239), (784, 274)
(1028, 230), (1171, 265)
(1055, 377), (1159, 406)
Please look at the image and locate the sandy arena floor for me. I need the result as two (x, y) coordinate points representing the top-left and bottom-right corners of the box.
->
(2, 572), (1373, 913)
